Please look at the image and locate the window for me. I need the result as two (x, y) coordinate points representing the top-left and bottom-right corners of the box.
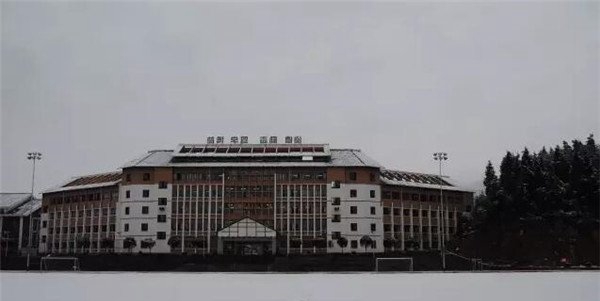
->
(349, 172), (357, 181)
(403, 209), (410, 216)
(350, 206), (357, 214)
(332, 231), (341, 239)
(124, 223), (129, 232)
(383, 207), (390, 215)
(351, 240), (358, 249)
(41, 235), (47, 243)
(157, 232), (166, 240)
(125, 207), (130, 215)
(332, 197), (341, 205)
(371, 223), (376, 232)
(157, 215), (167, 223)
(370, 206), (376, 215)
(331, 181), (340, 188)
(384, 224), (391, 231)
(141, 223), (148, 232)
(371, 241), (377, 249)
(143, 173), (150, 181)
(142, 190), (150, 198)
(413, 209), (419, 217)
(328, 241), (334, 248)
(370, 190), (376, 198)
(142, 206), (149, 214)
(332, 215), (341, 223)
(159, 181), (168, 189)
(350, 223), (357, 231)
(42, 221), (47, 228)
(126, 190), (130, 199)
(350, 189), (357, 198)
(158, 198), (167, 206)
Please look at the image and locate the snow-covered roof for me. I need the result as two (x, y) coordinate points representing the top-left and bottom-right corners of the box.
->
(381, 169), (473, 193)
(44, 171), (121, 194)
(0, 193), (41, 216)
(0, 193), (31, 212)
(122, 148), (381, 168)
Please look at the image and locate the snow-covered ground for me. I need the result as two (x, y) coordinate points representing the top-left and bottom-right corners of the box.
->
(1, 271), (598, 301)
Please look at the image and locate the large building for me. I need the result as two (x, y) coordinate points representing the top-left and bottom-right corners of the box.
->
(39, 137), (473, 255)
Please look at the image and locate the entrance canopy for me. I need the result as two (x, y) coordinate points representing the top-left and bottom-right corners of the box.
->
(218, 218), (276, 238)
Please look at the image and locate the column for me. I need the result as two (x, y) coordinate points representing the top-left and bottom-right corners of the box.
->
(59, 205), (64, 253)
(286, 185), (290, 255)
(18, 217), (24, 251)
(195, 185), (199, 238)
(66, 207), (71, 253)
(400, 201), (405, 251)
(299, 184), (303, 254)
(221, 174), (225, 228)
(391, 203), (395, 251)
(428, 205), (433, 250)
(419, 204), (423, 251)
(51, 208), (56, 253)
(74, 205), (79, 253)
(97, 204), (102, 253)
(206, 184), (212, 254)
(182, 186), (187, 253)
(201, 185), (205, 254)
(273, 174), (277, 231)
(81, 205), (86, 253)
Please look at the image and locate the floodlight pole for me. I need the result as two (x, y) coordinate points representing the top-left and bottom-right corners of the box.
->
(433, 152), (447, 270)
(26, 152), (41, 271)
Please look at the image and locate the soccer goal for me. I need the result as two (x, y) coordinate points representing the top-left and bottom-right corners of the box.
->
(40, 256), (80, 271)
(375, 257), (414, 272)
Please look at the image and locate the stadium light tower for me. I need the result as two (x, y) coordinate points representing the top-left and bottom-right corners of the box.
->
(26, 152), (42, 271)
(433, 152), (447, 270)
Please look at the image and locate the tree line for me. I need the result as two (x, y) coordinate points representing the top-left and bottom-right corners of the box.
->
(457, 135), (599, 266)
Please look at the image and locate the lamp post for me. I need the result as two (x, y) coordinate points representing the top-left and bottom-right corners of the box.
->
(26, 152), (42, 271)
(433, 152), (447, 270)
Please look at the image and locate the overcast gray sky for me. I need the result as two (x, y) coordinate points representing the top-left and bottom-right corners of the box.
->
(1, 1), (598, 195)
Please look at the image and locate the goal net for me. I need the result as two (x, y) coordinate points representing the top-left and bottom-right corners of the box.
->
(375, 257), (414, 272)
(40, 256), (80, 271)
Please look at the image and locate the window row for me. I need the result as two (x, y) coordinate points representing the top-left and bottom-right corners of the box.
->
(47, 208), (116, 219)
(382, 224), (455, 234)
(382, 208), (455, 219)
(47, 224), (116, 234)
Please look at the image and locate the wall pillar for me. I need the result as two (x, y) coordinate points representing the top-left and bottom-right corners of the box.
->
(18, 217), (24, 251)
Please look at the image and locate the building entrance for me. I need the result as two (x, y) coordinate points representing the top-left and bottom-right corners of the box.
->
(217, 218), (277, 255)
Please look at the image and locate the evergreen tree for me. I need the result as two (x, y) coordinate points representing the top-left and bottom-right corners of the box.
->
(462, 135), (599, 266)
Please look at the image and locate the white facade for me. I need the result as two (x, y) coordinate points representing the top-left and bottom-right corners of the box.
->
(327, 183), (384, 253)
(115, 184), (172, 253)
